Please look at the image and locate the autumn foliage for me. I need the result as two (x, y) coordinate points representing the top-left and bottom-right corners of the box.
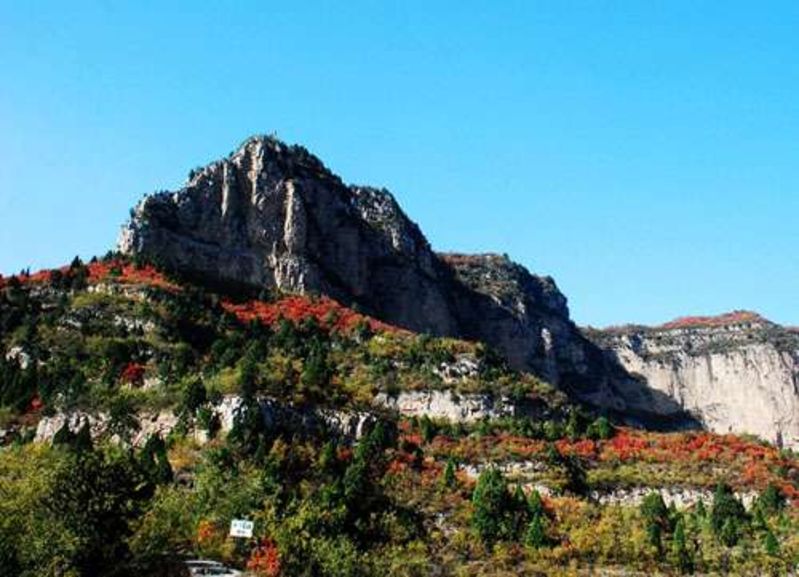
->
(0, 260), (178, 291)
(120, 362), (146, 386)
(660, 310), (765, 330)
(247, 540), (282, 577)
(221, 294), (403, 334)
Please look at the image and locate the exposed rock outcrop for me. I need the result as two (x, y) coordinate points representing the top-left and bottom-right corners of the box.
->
(587, 312), (799, 447)
(120, 135), (682, 423)
(35, 396), (376, 446)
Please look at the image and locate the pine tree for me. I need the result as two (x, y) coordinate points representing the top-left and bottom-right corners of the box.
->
(318, 440), (338, 475)
(73, 421), (93, 453)
(529, 489), (544, 517)
(525, 512), (547, 549)
(565, 409), (581, 441)
(719, 518), (739, 548)
(471, 467), (511, 545)
(764, 530), (780, 557)
(442, 458), (457, 488)
(420, 415), (436, 444)
(711, 483), (746, 546)
(52, 422), (75, 446)
(641, 492), (669, 553)
(758, 484), (785, 515)
(671, 517), (693, 574)
(694, 499), (707, 519)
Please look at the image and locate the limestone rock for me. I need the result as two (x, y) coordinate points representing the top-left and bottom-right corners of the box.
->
(587, 313), (799, 447)
(119, 135), (665, 422)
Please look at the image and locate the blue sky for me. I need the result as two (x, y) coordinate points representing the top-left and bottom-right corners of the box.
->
(0, 1), (797, 327)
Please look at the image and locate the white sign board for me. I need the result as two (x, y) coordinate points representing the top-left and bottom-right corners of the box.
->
(229, 519), (254, 538)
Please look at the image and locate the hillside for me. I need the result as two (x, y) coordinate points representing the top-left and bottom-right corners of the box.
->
(2, 256), (799, 576)
(1, 136), (799, 577)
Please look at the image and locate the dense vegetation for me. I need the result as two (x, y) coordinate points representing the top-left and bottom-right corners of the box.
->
(2, 256), (799, 576)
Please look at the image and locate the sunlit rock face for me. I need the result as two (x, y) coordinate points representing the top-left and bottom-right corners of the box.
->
(119, 135), (696, 427)
(587, 313), (799, 447)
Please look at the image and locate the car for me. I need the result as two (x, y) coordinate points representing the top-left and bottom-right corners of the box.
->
(184, 559), (242, 576)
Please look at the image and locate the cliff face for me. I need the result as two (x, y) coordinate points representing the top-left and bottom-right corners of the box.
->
(120, 137), (457, 335)
(587, 313), (799, 447)
(121, 135), (674, 420)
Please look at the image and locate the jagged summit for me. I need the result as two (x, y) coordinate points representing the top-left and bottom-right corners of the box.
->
(120, 134), (453, 334)
(120, 135), (678, 424)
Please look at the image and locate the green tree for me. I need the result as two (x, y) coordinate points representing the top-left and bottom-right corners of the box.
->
(420, 415), (436, 444)
(300, 340), (331, 396)
(139, 434), (173, 485)
(442, 458), (457, 489)
(671, 517), (693, 574)
(43, 448), (151, 575)
(587, 415), (614, 440)
(525, 511), (547, 549)
(764, 529), (780, 557)
(565, 409), (582, 441)
(107, 395), (140, 444)
(757, 484), (785, 516)
(179, 376), (207, 418)
(640, 492), (669, 553)
(710, 483), (746, 546)
(471, 467), (510, 545)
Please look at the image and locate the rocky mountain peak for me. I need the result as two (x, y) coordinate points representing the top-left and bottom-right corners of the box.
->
(120, 135), (665, 422)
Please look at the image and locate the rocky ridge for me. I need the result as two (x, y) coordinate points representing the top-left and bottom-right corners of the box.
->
(119, 135), (798, 441)
(121, 135), (685, 425)
(587, 312), (799, 447)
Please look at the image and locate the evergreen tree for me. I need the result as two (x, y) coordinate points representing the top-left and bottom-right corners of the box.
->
(757, 484), (785, 516)
(694, 499), (707, 519)
(420, 415), (436, 444)
(139, 434), (173, 485)
(318, 440), (338, 475)
(565, 409), (582, 441)
(180, 377), (207, 419)
(52, 422), (75, 446)
(671, 517), (693, 574)
(73, 421), (94, 453)
(529, 489), (544, 517)
(525, 512), (547, 549)
(471, 467), (512, 546)
(641, 492), (669, 553)
(719, 518), (740, 548)
(442, 458), (457, 488)
(300, 340), (330, 395)
(764, 529), (780, 557)
(711, 483), (746, 546)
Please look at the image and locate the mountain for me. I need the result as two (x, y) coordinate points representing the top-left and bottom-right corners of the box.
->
(121, 135), (690, 426)
(3, 136), (799, 576)
(586, 312), (799, 447)
(2, 255), (798, 577)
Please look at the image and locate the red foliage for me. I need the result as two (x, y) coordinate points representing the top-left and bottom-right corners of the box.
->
(86, 261), (178, 290)
(28, 394), (43, 413)
(247, 541), (282, 577)
(660, 310), (764, 330)
(336, 447), (353, 463)
(601, 429), (650, 461)
(120, 362), (145, 386)
(0, 260), (178, 291)
(556, 438), (597, 459)
(221, 295), (403, 335)
(196, 519), (217, 546)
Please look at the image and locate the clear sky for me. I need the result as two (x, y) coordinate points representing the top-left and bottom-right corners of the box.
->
(1, 1), (797, 327)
